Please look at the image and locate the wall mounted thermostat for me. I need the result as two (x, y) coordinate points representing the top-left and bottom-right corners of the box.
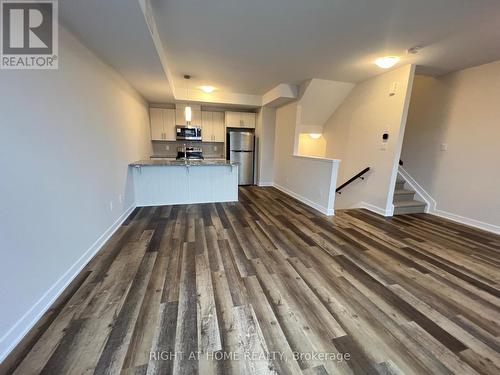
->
(380, 131), (389, 151)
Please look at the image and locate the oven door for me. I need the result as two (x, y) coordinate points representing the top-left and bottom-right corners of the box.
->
(176, 126), (202, 141)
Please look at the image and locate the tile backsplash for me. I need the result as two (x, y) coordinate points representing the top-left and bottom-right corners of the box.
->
(151, 141), (225, 159)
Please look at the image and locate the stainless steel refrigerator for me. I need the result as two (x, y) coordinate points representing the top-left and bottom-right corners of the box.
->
(228, 131), (254, 185)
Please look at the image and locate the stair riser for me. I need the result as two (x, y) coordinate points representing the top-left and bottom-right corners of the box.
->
(395, 181), (405, 190)
(394, 205), (426, 215)
(393, 193), (415, 202)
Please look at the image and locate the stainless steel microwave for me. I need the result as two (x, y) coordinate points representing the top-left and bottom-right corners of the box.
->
(176, 126), (202, 141)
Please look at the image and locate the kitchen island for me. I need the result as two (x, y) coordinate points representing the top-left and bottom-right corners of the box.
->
(129, 159), (238, 206)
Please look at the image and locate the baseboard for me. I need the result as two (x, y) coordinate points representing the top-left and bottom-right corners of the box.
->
(257, 181), (273, 187)
(0, 204), (136, 363)
(350, 201), (390, 216)
(398, 167), (500, 235)
(273, 183), (334, 216)
(398, 167), (436, 212)
(433, 209), (500, 235)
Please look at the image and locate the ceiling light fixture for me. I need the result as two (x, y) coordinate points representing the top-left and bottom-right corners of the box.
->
(309, 133), (321, 139)
(375, 56), (400, 69)
(184, 75), (192, 124)
(200, 86), (215, 93)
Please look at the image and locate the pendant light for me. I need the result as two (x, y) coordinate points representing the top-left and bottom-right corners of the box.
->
(184, 75), (192, 124)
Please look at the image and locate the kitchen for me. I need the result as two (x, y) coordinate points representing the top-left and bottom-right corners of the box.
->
(130, 100), (257, 206)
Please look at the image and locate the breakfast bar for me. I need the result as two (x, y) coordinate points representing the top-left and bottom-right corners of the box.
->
(129, 159), (239, 206)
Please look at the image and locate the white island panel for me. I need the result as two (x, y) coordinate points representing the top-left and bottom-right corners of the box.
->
(132, 164), (238, 206)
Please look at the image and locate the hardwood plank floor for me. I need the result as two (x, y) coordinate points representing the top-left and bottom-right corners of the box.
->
(3, 186), (500, 374)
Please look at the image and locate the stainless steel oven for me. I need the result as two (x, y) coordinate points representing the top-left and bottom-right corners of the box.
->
(176, 126), (202, 141)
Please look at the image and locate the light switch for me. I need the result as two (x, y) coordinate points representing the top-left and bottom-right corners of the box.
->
(440, 143), (448, 151)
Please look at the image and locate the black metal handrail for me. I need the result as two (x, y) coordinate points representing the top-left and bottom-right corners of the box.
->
(336, 167), (370, 194)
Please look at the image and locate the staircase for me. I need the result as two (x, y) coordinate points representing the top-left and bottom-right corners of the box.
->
(393, 177), (426, 215)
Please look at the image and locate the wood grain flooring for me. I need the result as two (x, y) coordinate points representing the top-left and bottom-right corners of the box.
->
(3, 186), (500, 374)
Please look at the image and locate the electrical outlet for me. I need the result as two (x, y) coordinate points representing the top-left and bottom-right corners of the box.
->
(165, 145), (170, 151)
(440, 143), (448, 151)
(109, 201), (113, 211)
(214, 146), (217, 151)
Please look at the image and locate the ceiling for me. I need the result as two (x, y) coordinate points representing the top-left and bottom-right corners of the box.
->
(61, 0), (500, 103)
(60, 0), (173, 103)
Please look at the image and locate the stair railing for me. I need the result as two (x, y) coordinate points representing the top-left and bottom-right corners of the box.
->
(336, 167), (370, 194)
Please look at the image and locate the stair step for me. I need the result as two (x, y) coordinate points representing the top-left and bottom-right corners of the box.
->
(394, 188), (414, 195)
(395, 179), (405, 189)
(393, 188), (415, 202)
(394, 200), (426, 207)
(393, 200), (426, 215)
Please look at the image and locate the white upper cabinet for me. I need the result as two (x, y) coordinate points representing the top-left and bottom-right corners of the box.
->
(175, 107), (186, 126)
(163, 109), (176, 140)
(201, 111), (213, 142)
(212, 112), (225, 142)
(225, 111), (256, 128)
(151, 107), (229, 142)
(149, 108), (176, 141)
(225, 111), (241, 128)
(150, 108), (164, 141)
(242, 112), (256, 128)
(201, 111), (225, 142)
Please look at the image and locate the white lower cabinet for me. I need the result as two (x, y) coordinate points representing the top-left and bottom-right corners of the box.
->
(133, 165), (238, 205)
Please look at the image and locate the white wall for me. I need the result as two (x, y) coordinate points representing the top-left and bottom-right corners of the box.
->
(323, 65), (415, 214)
(297, 133), (326, 157)
(273, 102), (340, 215)
(294, 79), (354, 156)
(401, 61), (500, 232)
(255, 107), (276, 186)
(0, 27), (152, 359)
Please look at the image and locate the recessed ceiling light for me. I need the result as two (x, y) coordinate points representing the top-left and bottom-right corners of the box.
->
(375, 56), (400, 69)
(200, 86), (215, 93)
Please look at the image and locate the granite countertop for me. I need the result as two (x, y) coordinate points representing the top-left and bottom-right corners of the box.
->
(130, 159), (237, 167)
